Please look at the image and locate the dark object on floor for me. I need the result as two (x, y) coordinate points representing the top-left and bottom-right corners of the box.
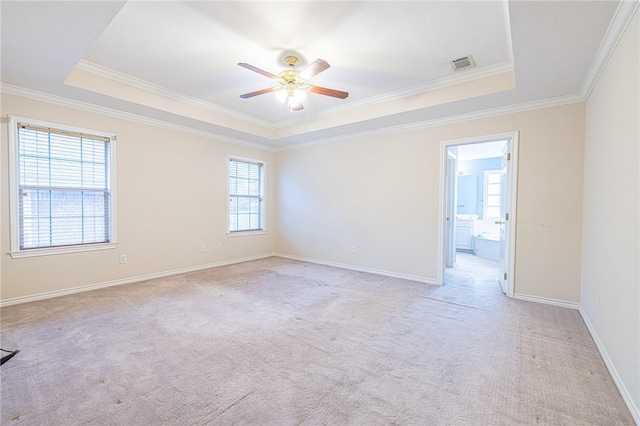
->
(1, 348), (20, 366)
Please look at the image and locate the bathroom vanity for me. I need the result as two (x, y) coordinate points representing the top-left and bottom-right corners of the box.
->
(455, 216), (476, 251)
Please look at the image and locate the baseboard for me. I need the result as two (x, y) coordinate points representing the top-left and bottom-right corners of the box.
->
(579, 307), (640, 425)
(274, 252), (439, 285)
(0, 253), (276, 307)
(513, 293), (579, 310)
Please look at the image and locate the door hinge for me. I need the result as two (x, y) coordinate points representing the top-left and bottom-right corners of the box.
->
(507, 153), (511, 161)
(504, 272), (508, 281)
(505, 213), (510, 220)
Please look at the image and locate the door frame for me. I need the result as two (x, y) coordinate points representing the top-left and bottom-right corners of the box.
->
(437, 132), (519, 297)
(444, 152), (458, 268)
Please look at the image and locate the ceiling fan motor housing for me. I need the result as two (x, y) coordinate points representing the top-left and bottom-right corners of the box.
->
(279, 69), (306, 93)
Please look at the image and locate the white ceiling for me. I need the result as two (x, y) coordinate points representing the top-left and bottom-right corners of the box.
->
(82, 1), (511, 123)
(0, 1), (624, 149)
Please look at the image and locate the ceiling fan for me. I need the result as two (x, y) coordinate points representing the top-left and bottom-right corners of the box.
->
(238, 56), (349, 113)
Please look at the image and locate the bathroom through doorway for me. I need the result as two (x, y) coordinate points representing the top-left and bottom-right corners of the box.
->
(440, 133), (519, 296)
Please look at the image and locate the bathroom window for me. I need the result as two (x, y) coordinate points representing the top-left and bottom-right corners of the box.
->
(484, 170), (502, 219)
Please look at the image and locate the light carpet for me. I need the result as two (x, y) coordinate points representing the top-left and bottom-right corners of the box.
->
(0, 255), (634, 425)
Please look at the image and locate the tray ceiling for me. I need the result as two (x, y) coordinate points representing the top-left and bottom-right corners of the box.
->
(0, 1), (623, 149)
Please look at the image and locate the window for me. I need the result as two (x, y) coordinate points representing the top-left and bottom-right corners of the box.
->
(484, 170), (502, 218)
(8, 116), (116, 258)
(228, 157), (265, 234)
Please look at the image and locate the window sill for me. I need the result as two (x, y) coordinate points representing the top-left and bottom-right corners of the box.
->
(9, 243), (117, 259)
(226, 230), (266, 238)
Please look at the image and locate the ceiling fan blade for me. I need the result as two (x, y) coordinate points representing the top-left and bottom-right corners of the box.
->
(299, 59), (330, 80)
(238, 63), (279, 79)
(309, 85), (349, 99)
(240, 87), (277, 99)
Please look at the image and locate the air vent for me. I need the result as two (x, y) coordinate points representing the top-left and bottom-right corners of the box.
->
(450, 55), (475, 71)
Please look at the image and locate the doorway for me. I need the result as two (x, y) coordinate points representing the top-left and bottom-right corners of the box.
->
(439, 133), (519, 297)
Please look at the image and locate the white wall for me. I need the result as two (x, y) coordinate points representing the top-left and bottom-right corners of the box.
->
(1, 88), (588, 309)
(276, 102), (585, 303)
(1, 93), (276, 302)
(581, 9), (639, 421)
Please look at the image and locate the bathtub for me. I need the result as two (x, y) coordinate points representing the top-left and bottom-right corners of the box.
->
(474, 233), (500, 262)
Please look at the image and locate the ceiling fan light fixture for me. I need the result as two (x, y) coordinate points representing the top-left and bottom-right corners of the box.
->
(275, 88), (289, 103)
(285, 88), (306, 113)
(291, 88), (306, 103)
(287, 103), (303, 113)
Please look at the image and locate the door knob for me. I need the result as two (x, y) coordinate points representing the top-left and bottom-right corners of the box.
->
(495, 220), (504, 225)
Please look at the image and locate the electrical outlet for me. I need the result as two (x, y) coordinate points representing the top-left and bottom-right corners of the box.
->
(351, 246), (356, 254)
(217, 243), (223, 251)
(119, 254), (127, 264)
(200, 244), (206, 253)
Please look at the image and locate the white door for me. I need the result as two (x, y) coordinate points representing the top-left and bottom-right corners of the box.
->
(444, 153), (457, 268)
(497, 141), (512, 294)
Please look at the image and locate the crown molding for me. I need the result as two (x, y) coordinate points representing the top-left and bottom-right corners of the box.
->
(1, 83), (275, 152)
(276, 92), (585, 152)
(76, 60), (275, 130)
(581, 0), (639, 99)
(2, 82), (584, 154)
(274, 61), (515, 129)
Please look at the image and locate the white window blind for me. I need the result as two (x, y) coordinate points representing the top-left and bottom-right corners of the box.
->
(15, 122), (113, 250)
(484, 170), (502, 218)
(228, 157), (264, 233)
